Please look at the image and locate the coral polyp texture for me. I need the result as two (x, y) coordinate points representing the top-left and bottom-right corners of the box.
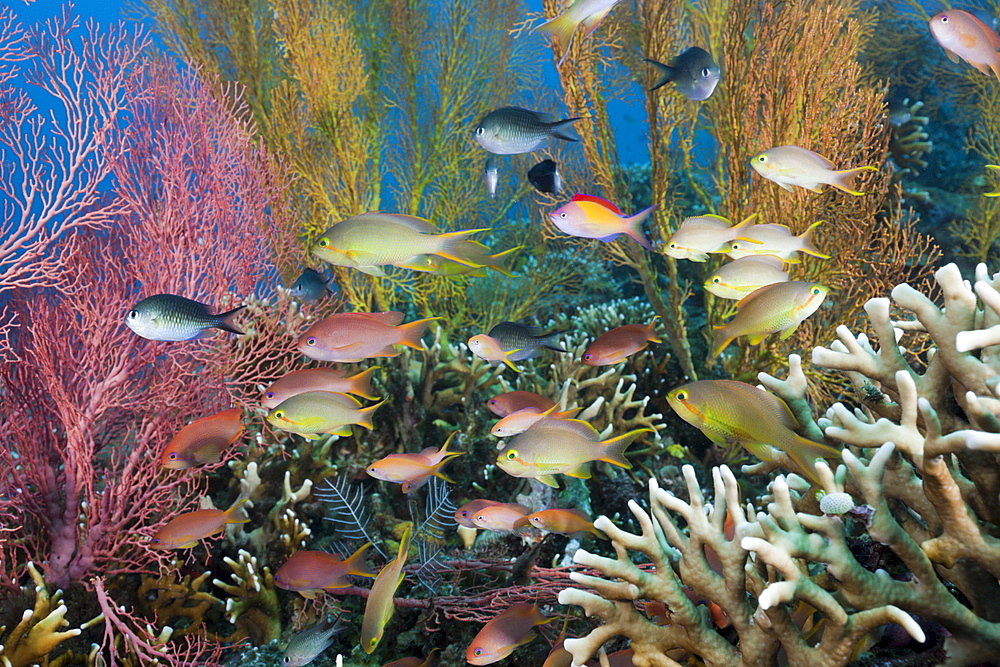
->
(559, 262), (1000, 666)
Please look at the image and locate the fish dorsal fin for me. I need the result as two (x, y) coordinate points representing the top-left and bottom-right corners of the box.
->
(355, 311), (406, 326)
(734, 283), (780, 309)
(535, 417), (601, 440)
(571, 193), (623, 215)
(968, 12), (1000, 49)
(352, 212), (436, 233)
(679, 214), (730, 229)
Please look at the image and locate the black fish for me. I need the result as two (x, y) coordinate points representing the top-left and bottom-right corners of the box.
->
(526, 159), (562, 194)
(645, 47), (721, 101)
(289, 268), (337, 302)
(488, 321), (568, 362)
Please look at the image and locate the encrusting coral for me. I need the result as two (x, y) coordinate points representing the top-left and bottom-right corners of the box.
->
(559, 262), (1000, 666)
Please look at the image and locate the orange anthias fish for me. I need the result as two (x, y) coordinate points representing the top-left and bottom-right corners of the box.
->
(361, 526), (412, 654)
(582, 318), (660, 365)
(549, 194), (655, 250)
(486, 390), (555, 417)
(491, 405), (580, 437)
(526, 508), (606, 539)
(710, 281), (829, 358)
(667, 379), (841, 483)
(930, 10), (1000, 81)
(466, 603), (550, 665)
(298, 311), (440, 362)
(150, 498), (249, 549)
(366, 433), (464, 494)
(750, 145), (877, 195)
(380, 648), (441, 667)
(261, 367), (380, 409)
(467, 334), (522, 373)
(454, 499), (503, 528)
(161, 408), (244, 469)
(470, 503), (533, 533)
(274, 543), (375, 599)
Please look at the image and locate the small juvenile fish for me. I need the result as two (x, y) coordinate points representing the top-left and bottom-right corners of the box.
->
(497, 418), (651, 487)
(466, 603), (550, 665)
(526, 508), (606, 539)
(582, 318), (660, 365)
(474, 107), (581, 155)
(527, 159), (562, 194)
(723, 222), (828, 261)
(664, 214), (759, 261)
(644, 47), (721, 100)
(491, 405), (579, 437)
(710, 281), (829, 358)
(161, 408), (244, 469)
(366, 433), (464, 494)
(313, 212), (487, 276)
(267, 391), (384, 439)
(667, 379), (841, 483)
(420, 242), (521, 277)
(487, 322), (568, 362)
(299, 312), (439, 362)
(283, 617), (346, 667)
(361, 526), (412, 654)
(549, 194), (655, 250)
(454, 499), (503, 528)
(274, 543), (375, 598)
(929, 10), (1000, 81)
(125, 294), (245, 341)
(486, 391), (555, 417)
(288, 268), (337, 302)
(150, 498), (248, 549)
(535, 0), (623, 66)
(261, 367), (380, 409)
(704, 255), (789, 300)
(750, 145), (877, 195)
(470, 503), (533, 533)
(468, 334), (523, 372)
(484, 156), (498, 198)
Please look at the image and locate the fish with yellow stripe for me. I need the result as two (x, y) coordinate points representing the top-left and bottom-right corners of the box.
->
(361, 526), (412, 654)
(710, 281), (828, 358)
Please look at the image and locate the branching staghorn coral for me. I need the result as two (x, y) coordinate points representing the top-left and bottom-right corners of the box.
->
(559, 262), (1000, 666)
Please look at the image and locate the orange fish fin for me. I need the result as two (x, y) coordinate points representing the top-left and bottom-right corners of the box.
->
(348, 366), (380, 401)
(355, 399), (385, 430)
(396, 317), (441, 351)
(344, 542), (376, 577)
(599, 428), (650, 468)
(992, 61), (1000, 83)
(299, 589), (319, 600)
(571, 193), (623, 215)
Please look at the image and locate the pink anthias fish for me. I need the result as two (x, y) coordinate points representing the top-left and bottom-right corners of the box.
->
(535, 0), (623, 66)
(549, 194), (656, 250)
(365, 433), (464, 494)
(929, 10), (1000, 82)
(466, 603), (551, 665)
(467, 334), (522, 373)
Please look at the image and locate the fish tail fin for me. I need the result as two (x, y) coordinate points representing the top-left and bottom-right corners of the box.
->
(599, 428), (651, 468)
(397, 317), (441, 350)
(710, 325), (734, 359)
(985, 165), (1000, 196)
(432, 465), (458, 484)
(356, 400), (385, 430)
(625, 204), (657, 250)
(349, 366), (381, 401)
(550, 117), (582, 142)
(645, 316), (662, 343)
(216, 305), (246, 335)
(798, 221), (831, 259)
(535, 12), (579, 56)
(829, 165), (878, 195)
(644, 58), (675, 91)
(344, 542), (376, 578)
(541, 329), (569, 353)
(482, 246), (522, 276)
(580, 6), (613, 36)
(224, 497), (252, 524)
(785, 436), (842, 485)
(435, 229), (489, 266)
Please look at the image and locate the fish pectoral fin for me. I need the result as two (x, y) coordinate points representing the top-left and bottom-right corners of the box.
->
(536, 474), (561, 488)
(778, 322), (803, 340)
(943, 48), (961, 64)
(299, 432), (321, 441)
(356, 265), (388, 277)
(778, 182), (796, 192)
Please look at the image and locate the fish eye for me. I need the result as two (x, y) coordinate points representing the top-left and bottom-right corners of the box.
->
(168, 452), (178, 459)
(941, 14), (948, 22)
(474, 648), (484, 657)
(127, 310), (138, 319)
(712, 277), (721, 283)
(307, 337), (316, 346)
(676, 390), (687, 400)
(318, 238), (328, 247)
(559, 212), (567, 218)
(757, 155), (767, 163)
(506, 450), (517, 460)
(282, 658), (291, 665)
(668, 243), (676, 249)
(265, 391), (274, 399)
(274, 410), (284, 420)
(583, 353), (592, 361)
(701, 68), (711, 77)
(812, 287), (822, 295)
(476, 127), (484, 135)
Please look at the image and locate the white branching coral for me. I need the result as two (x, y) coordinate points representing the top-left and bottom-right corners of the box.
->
(559, 263), (1000, 666)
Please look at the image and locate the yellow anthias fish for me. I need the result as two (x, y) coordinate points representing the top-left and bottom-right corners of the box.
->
(720, 221), (829, 262)
(535, 0), (622, 66)
(704, 255), (789, 300)
(266, 391), (385, 439)
(496, 417), (651, 487)
(664, 214), (759, 261)
(667, 379), (840, 483)
(312, 212), (487, 277)
(361, 526), (412, 654)
(750, 145), (877, 195)
(711, 281), (828, 358)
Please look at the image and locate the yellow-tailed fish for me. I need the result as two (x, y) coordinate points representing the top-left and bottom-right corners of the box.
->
(750, 145), (877, 195)
(466, 603), (550, 665)
(299, 312), (440, 362)
(664, 213), (759, 261)
(496, 418), (651, 487)
(468, 334), (522, 372)
(534, 0), (622, 67)
(274, 544), (375, 598)
(491, 405), (580, 437)
(366, 433), (464, 494)
(267, 391), (384, 439)
(526, 508), (606, 539)
(721, 222), (828, 262)
(704, 255), (789, 300)
(421, 242), (522, 277)
(150, 498), (249, 549)
(929, 10), (1000, 81)
(261, 367), (379, 409)
(549, 194), (655, 250)
(710, 281), (829, 358)
(161, 408), (243, 469)
(361, 526), (412, 654)
(667, 379), (841, 483)
(312, 212), (486, 277)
